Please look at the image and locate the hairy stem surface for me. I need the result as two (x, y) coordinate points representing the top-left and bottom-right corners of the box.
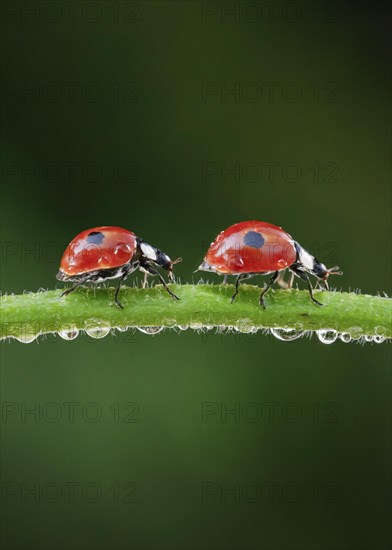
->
(1, 285), (391, 341)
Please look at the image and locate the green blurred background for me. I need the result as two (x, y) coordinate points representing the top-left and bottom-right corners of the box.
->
(1, 1), (391, 549)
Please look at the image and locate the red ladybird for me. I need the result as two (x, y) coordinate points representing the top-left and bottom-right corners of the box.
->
(197, 221), (342, 308)
(57, 226), (181, 308)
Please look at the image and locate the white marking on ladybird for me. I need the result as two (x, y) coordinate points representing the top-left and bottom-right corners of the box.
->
(298, 246), (315, 271)
(140, 242), (157, 261)
(198, 261), (215, 272)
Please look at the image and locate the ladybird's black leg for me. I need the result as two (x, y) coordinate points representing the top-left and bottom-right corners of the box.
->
(60, 279), (90, 298)
(114, 272), (130, 309)
(259, 271), (279, 309)
(114, 280), (123, 309)
(292, 268), (323, 306)
(230, 274), (256, 303)
(230, 275), (242, 303)
(230, 274), (250, 303)
(140, 262), (179, 300)
(304, 273), (323, 306)
(114, 263), (140, 308)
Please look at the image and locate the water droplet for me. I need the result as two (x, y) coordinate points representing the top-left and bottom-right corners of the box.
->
(348, 326), (363, 340)
(340, 333), (352, 343)
(137, 326), (164, 335)
(235, 319), (257, 334)
(373, 335), (385, 344)
(190, 322), (203, 330)
(177, 325), (189, 331)
(84, 319), (111, 339)
(364, 335), (374, 343)
(58, 328), (79, 341)
(375, 325), (386, 336)
(15, 333), (38, 344)
(317, 329), (338, 345)
(270, 328), (304, 341)
(162, 318), (176, 328)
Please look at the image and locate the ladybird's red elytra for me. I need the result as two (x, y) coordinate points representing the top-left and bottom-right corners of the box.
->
(59, 226), (138, 277)
(197, 221), (342, 308)
(57, 226), (181, 308)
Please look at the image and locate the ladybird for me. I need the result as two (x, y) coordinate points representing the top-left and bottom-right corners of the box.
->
(197, 221), (342, 308)
(57, 226), (181, 308)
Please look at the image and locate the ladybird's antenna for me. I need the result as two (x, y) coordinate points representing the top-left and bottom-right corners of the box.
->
(171, 257), (182, 265)
(328, 266), (343, 276)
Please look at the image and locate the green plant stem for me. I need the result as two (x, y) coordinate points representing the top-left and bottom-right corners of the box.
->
(0, 285), (391, 341)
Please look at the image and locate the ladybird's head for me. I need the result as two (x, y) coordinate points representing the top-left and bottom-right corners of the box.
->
(295, 243), (342, 289)
(139, 241), (181, 281)
(312, 260), (343, 289)
(196, 260), (214, 272)
(313, 260), (342, 277)
(157, 252), (182, 281)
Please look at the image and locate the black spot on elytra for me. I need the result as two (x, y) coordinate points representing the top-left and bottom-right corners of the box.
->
(86, 231), (104, 245)
(244, 231), (265, 248)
